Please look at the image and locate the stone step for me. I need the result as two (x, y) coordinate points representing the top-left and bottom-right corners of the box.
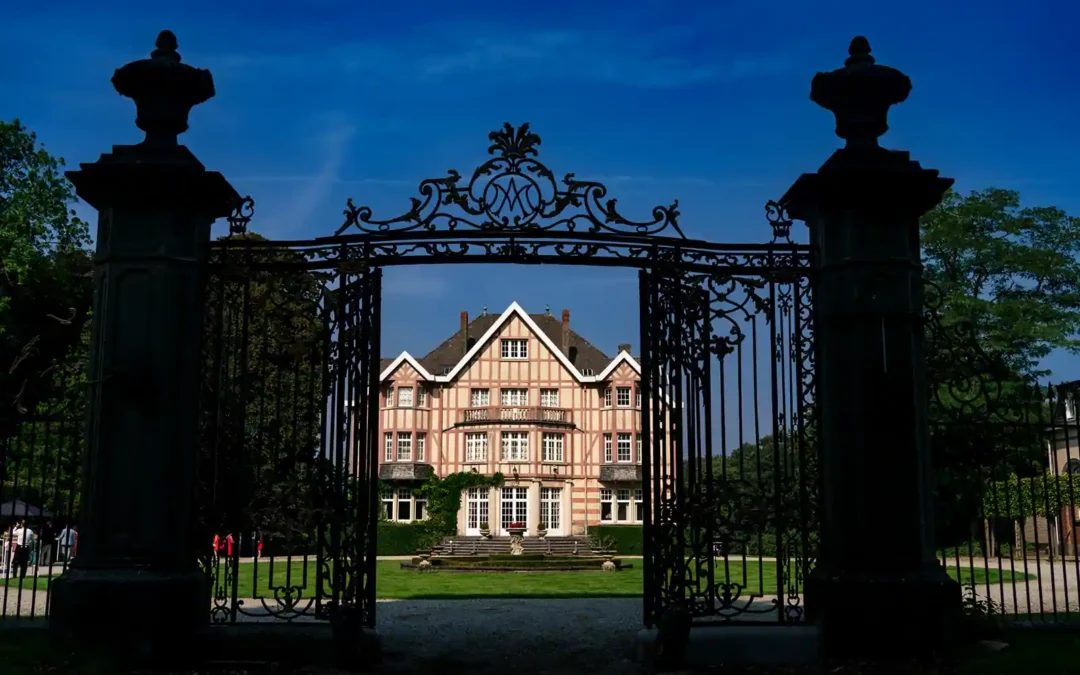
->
(435, 535), (597, 556)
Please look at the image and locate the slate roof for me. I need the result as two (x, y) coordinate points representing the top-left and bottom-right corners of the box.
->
(381, 308), (630, 380)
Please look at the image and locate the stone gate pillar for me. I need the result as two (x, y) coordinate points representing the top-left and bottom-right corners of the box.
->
(49, 31), (238, 645)
(780, 37), (962, 657)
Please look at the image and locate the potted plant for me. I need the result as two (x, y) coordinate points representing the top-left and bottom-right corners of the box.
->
(507, 522), (526, 537)
(537, 523), (548, 538)
(479, 522), (491, 539)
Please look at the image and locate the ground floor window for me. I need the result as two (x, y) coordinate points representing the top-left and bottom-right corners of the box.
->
(382, 486), (426, 523)
(600, 486), (643, 524)
(501, 486), (528, 528)
(540, 487), (562, 531)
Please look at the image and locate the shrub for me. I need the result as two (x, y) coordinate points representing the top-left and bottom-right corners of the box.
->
(592, 525), (643, 554)
(377, 521), (428, 555)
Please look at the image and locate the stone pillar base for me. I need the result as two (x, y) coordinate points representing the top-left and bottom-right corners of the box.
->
(49, 567), (207, 649)
(805, 563), (962, 659)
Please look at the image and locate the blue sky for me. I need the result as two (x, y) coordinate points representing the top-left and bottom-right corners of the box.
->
(3, 0), (1079, 381)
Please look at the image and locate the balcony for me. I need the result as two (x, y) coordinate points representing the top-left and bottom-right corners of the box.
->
(379, 462), (435, 481)
(600, 464), (643, 482)
(458, 406), (573, 427)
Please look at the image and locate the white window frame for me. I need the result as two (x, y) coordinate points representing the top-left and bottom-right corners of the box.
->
(465, 432), (488, 462)
(603, 434), (612, 463)
(384, 433), (394, 462)
(501, 388), (528, 406)
(603, 388), (612, 408)
(636, 435), (642, 463)
(1068, 396), (1077, 422)
(381, 489), (393, 520)
(416, 433), (426, 462)
(471, 388), (490, 407)
(616, 386), (631, 407)
(417, 387), (427, 407)
(397, 387), (413, 407)
(540, 388), (560, 407)
(600, 488), (613, 521)
(501, 431), (529, 462)
(634, 488), (643, 522)
(396, 486), (413, 521)
(501, 339), (529, 359)
(500, 486), (529, 529)
(540, 487), (561, 532)
(635, 387), (641, 409)
(396, 432), (412, 462)
(616, 488), (631, 521)
(617, 433), (632, 463)
(542, 433), (564, 462)
(385, 387), (394, 406)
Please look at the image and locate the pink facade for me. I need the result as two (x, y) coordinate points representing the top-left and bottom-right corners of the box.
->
(377, 302), (645, 536)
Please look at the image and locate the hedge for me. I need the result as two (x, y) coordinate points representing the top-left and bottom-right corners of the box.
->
(592, 525), (643, 554)
(377, 521), (428, 555)
(982, 473), (1080, 518)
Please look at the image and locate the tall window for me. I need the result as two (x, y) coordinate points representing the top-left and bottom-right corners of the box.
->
(603, 388), (612, 408)
(501, 487), (528, 528)
(540, 388), (560, 407)
(397, 487), (412, 521)
(415, 493), (427, 520)
(540, 487), (561, 530)
(415, 433), (426, 462)
(417, 387), (427, 407)
(617, 433), (632, 462)
(501, 432), (529, 461)
(465, 433), (488, 462)
(471, 388), (490, 407)
(384, 433), (393, 462)
(616, 387), (631, 407)
(467, 487), (489, 530)
(542, 433), (564, 462)
(635, 387), (641, 409)
(617, 489), (631, 521)
(636, 436), (642, 463)
(396, 432), (412, 461)
(397, 387), (413, 407)
(501, 339), (528, 359)
(385, 387), (394, 406)
(634, 489), (643, 521)
(501, 389), (528, 406)
(381, 489), (393, 520)
(600, 488), (613, 521)
(603, 434), (613, 463)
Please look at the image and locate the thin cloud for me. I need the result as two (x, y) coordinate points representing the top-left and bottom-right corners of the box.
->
(232, 175), (414, 186)
(203, 24), (793, 90)
(383, 268), (448, 300)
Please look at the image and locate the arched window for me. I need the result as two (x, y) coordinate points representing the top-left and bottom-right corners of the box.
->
(1065, 458), (1080, 476)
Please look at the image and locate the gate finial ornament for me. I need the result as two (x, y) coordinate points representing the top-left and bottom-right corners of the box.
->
(810, 36), (912, 150)
(111, 30), (216, 145)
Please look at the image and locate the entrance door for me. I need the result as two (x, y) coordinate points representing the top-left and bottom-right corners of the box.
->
(466, 487), (490, 536)
(540, 487), (563, 536)
(500, 487), (528, 535)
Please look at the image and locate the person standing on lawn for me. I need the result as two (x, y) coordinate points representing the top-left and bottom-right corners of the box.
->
(11, 520), (34, 579)
(57, 523), (77, 564)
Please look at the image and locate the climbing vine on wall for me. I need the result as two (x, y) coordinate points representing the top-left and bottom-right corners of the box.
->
(417, 471), (505, 547)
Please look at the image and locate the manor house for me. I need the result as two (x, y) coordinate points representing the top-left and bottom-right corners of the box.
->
(378, 302), (646, 537)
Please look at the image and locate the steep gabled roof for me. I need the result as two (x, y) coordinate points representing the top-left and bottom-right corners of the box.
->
(379, 302), (639, 384)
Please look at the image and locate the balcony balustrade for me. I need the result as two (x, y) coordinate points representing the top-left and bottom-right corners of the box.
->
(459, 406), (573, 426)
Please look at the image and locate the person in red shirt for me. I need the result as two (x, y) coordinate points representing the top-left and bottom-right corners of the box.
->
(212, 534), (220, 564)
(256, 535), (263, 560)
(225, 533), (234, 559)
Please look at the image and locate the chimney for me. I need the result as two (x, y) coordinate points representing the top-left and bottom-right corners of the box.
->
(561, 309), (570, 355)
(618, 343), (631, 354)
(460, 311), (469, 354)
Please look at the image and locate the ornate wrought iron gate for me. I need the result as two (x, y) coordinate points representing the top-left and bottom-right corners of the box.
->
(197, 123), (817, 630)
(639, 261), (816, 627)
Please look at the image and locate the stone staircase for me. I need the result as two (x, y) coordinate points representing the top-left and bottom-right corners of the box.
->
(434, 535), (596, 556)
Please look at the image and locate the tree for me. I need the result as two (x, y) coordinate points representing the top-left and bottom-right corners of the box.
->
(0, 120), (92, 436)
(922, 188), (1080, 546)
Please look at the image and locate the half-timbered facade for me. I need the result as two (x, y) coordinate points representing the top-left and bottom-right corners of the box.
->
(378, 302), (646, 536)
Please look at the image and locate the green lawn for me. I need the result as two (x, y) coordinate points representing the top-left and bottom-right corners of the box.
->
(3, 559), (1032, 600)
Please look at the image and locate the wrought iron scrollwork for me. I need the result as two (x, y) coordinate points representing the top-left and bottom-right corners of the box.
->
(227, 195), (255, 236)
(339, 122), (684, 238)
(765, 200), (793, 244)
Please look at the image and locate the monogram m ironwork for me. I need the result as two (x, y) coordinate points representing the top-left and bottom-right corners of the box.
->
(780, 38), (963, 655)
(49, 31), (238, 642)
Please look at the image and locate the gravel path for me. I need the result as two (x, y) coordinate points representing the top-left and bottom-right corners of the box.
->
(1, 587), (49, 619)
(372, 598), (645, 675)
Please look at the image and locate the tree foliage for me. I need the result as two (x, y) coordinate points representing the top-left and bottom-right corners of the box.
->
(922, 188), (1080, 546)
(415, 471), (505, 549)
(0, 120), (92, 437)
